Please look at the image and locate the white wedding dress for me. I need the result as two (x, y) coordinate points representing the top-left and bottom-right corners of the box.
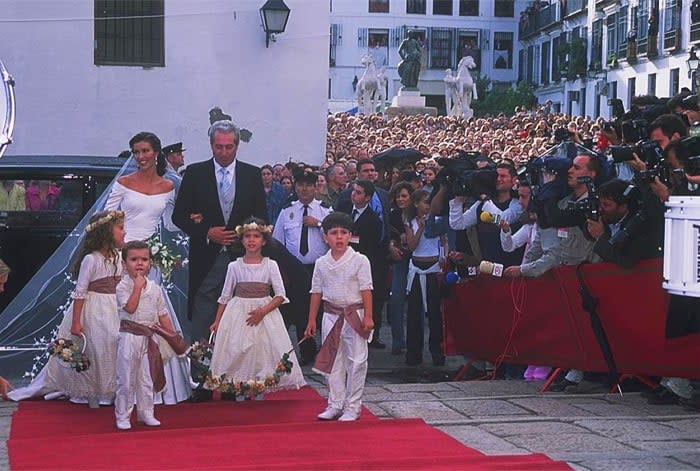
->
(104, 181), (193, 404)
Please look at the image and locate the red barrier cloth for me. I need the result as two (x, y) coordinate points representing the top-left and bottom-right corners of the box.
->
(443, 259), (700, 379)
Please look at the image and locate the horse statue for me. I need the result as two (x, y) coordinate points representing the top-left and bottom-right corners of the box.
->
(455, 56), (479, 118)
(356, 54), (381, 115)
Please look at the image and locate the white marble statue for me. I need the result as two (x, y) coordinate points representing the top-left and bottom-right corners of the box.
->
(455, 56), (479, 118)
(356, 54), (381, 115)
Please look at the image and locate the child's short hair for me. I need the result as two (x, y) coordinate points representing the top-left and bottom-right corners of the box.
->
(322, 212), (353, 233)
(121, 240), (150, 260)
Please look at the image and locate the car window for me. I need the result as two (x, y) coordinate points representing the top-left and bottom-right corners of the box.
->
(0, 179), (83, 230)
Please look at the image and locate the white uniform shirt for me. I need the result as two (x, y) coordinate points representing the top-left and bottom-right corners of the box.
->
(273, 199), (331, 264)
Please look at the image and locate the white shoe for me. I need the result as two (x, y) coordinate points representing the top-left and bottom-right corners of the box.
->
(116, 419), (132, 430)
(317, 407), (343, 421)
(337, 411), (359, 422)
(138, 415), (161, 427)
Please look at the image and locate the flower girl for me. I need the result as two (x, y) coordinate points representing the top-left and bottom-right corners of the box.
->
(209, 218), (305, 394)
(9, 210), (125, 405)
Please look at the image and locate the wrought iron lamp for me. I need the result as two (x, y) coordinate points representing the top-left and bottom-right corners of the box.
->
(260, 0), (291, 48)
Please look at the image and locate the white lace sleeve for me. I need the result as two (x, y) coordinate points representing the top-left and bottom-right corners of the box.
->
(217, 262), (237, 305)
(268, 259), (289, 305)
(104, 181), (125, 211)
(71, 253), (98, 299)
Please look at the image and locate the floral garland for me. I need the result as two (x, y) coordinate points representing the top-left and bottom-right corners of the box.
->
(48, 337), (90, 372)
(187, 341), (294, 399)
(234, 222), (273, 237)
(85, 210), (124, 233)
(146, 234), (181, 282)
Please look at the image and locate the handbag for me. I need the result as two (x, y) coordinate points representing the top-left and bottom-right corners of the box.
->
(149, 324), (189, 355)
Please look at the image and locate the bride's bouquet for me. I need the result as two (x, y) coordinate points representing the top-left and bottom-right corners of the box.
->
(146, 234), (181, 281)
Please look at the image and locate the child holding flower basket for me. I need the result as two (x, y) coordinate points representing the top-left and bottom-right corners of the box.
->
(9, 210), (125, 406)
(208, 218), (306, 395)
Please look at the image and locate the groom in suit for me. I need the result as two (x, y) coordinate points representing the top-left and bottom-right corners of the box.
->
(173, 121), (266, 399)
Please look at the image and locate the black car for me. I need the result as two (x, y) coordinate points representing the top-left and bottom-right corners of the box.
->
(0, 154), (127, 311)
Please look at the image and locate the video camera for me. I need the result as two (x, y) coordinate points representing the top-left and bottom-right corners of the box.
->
(676, 136), (700, 177)
(610, 139), (664, 164)
(437, 152), (497, 199)
(525, 155), (571, 203)
(565, 176), (600, 221)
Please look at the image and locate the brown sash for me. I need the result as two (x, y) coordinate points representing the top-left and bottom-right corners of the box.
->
(119, 319), (165, 393)
(234, 281), (270, 298)
(313, 301), (370, 374)
(87, 276), (121, 294)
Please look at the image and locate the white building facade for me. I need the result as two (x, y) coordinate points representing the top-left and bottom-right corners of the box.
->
(0, 0), (329, 166)
(521, 0), (699, 119)
(329, 0), (529, 114)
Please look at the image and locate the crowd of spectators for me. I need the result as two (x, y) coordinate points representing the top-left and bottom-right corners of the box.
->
(260, 90), (699, 410)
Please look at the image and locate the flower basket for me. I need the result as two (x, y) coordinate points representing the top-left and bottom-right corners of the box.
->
(49, 333), (90, 372)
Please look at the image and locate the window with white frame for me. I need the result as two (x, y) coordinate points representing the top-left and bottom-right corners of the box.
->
(407, 0), (426, 14)
(369, 0), (389, 13)
(493, 32), (513, 69)
(368, 29), (389, 67)
(429, 28), (453, 68)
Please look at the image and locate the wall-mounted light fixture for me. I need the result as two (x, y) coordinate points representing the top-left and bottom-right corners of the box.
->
(260, 0), (291, 48)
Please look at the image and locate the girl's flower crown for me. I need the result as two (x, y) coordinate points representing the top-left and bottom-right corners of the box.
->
(85, 210), (124, 233)
(234, 222), (273, 237)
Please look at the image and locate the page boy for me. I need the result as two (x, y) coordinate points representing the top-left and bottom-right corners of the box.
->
(304, 212), (373, 421)
(115, 240), (174, 430)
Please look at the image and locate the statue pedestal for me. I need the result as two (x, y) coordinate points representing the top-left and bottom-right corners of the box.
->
(386, 89), (437, 117)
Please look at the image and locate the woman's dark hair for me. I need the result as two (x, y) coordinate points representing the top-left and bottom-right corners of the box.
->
(261, 164), (273, 173)
(129, 131), (166, 176)
(389, 181), (414, 208)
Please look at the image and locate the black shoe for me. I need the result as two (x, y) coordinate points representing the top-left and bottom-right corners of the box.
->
(548, 378), (578, 392)
(406, 357), (422, 366)
(189, 388), (213, 403)
(369, 339), (386, 349)
(647, 387), (681, 405)
(432, 357), (446, 367)
(390, 348), (404, 355)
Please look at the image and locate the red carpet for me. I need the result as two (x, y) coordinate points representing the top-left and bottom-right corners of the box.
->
(8, 387), (570, 470)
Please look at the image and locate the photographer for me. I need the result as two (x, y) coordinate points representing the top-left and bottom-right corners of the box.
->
(449, 162), (524, 266)
(585, 179), (663, 269)
(640, 114), (690, 203)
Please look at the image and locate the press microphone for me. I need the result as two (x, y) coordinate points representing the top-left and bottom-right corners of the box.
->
(480, 211), (501, 225)
(479, 260), (504, 277)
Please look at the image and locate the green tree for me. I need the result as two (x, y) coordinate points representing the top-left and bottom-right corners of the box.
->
(471, 78), (537, 117)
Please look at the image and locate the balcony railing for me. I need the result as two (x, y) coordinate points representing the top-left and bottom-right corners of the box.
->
(519, 3), (560, 39)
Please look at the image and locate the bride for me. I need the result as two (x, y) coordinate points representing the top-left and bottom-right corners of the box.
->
(103, 131), (192, 404)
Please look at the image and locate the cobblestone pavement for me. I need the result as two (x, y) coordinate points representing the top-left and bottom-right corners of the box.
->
(2, 325), (698, 471)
